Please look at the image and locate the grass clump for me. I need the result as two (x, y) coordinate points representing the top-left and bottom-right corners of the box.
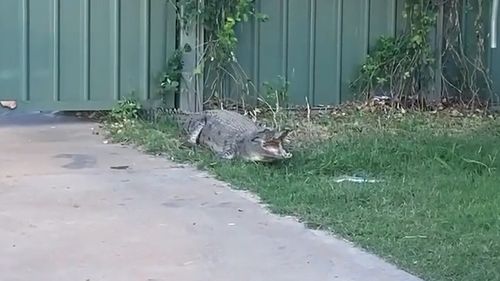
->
(103, 102), (500, 281)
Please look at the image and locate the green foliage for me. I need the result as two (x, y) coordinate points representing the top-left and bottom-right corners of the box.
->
(158, 49), (185, 103)
(257, 75), (291, 129)
(260, 75), (290, 109)
(351, 0), (437, 101)
(179, 0), (267, 65)
(175, 0), (268, 104)
(352, 0), (494, 106)
(109, 97), (142, 122)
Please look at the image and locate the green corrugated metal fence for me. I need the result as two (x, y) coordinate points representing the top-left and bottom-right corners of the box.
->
(228, 0), (406, 106)
(0, 0), (177, 111)
(436, 1), (500, 103)
(229, 0), (500, 107)
(2, 0), (498, 111)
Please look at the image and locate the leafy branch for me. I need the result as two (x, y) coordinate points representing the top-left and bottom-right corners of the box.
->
(350, 0), (437, 107)
(351, 0), (495, 109)
(175, 0), (269, 107)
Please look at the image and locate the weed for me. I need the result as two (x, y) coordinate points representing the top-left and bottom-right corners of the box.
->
(108, 97), (142, 122)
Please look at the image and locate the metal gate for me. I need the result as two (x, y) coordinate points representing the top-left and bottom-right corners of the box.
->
(0, 0), (177, 111)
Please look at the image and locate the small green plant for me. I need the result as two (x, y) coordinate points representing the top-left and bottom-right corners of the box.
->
(351, 0), (437, 104)
(158, 49), (184, 101)
(255, 76), (290, 129)
(109, 97), (142, 122)
(260, 75), (289, 108)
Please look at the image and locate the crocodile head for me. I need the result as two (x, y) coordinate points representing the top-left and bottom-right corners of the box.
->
(239, 128), (293, 162)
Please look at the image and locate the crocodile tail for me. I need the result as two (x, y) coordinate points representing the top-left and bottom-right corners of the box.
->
(161, 107), (185, 116)
(160, 108), (202, 129)
(160, 108), (187, 123)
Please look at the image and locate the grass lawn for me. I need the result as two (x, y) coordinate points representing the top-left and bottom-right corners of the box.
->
(104, 107), (500, 281)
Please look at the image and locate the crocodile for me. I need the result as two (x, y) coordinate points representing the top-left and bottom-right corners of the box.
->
(167, 109), (293, 162)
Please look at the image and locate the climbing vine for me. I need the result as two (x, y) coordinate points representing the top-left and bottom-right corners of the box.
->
(441, 0), (494, 106)
(165, 0), (268, 107)
(158, 0), (495, 111)
(180, 0), (267, 64)
(351, 0), (494, 108)
(158, 48), (184, 105)
(351, 0), (437, 106)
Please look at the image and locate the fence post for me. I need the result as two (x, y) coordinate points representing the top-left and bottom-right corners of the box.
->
(178, 1), (204, 112)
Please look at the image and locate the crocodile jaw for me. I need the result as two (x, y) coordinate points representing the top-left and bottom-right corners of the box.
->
(240, 146), (293, 162)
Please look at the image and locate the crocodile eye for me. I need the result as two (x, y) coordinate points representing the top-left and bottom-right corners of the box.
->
(251, 136), (263, 142)
(251, 133), (268, 142)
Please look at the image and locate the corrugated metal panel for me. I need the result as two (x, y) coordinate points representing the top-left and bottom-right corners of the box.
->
(230, 0), (402, 106)
(0, 0), (177, 110)
(439, 1), (500, 103)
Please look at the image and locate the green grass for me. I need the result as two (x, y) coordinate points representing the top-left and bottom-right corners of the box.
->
(104, 110), (500, 281)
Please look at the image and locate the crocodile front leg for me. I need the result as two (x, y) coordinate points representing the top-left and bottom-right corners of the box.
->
(217, 140), (236, 160)
(187, 120), (205, 144)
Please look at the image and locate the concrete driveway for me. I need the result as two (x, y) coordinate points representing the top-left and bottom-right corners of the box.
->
(0, 112), (422, 281)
